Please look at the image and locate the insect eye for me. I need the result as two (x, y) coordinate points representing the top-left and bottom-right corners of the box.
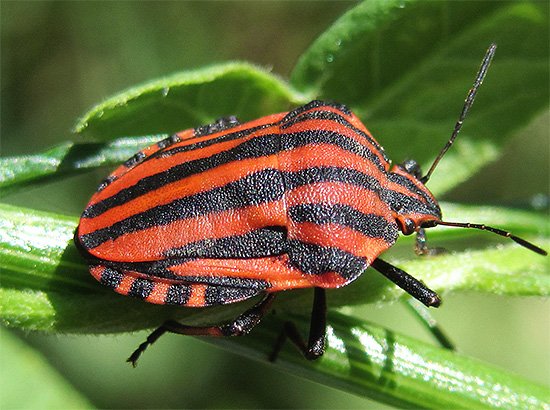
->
(398, 218), (416, 235)
(401, 159), (422, 179)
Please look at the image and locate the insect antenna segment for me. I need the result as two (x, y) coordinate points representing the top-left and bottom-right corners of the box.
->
(417, 43), (546, 257)
(433, 220), (547, 256)
(421, 43), (497, 184)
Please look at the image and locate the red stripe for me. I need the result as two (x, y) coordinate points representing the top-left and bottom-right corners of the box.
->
(176, 129), (196, 141)
(285, 181), (391, 218)
(282, 117), (388, 169)
(93, 129), (194, 200)
(88, 122), (280, 207)
(87, 201), (286, 262)
(168, 255), (350, 291)
(290, 221), (389, 264)
(89, 265), (104, 282)
(79, 153), (280, 235)
(115, 275), (134, 296)
(145, 282), (170, 304)
(187, 284), (207, 307)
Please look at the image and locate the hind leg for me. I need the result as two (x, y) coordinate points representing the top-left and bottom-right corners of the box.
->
(128, 293), (275, 366)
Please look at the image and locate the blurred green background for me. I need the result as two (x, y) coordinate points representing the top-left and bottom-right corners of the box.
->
(1, 1), (548, 409)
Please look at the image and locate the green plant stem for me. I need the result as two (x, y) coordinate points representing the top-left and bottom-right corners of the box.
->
(208, 311), (550, 408)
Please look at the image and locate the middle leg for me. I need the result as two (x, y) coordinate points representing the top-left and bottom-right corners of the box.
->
(270, 287), (327, 361)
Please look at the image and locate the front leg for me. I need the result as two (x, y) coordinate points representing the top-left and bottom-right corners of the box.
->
(415, 227), (446, 256)
(371, 258), (440, 307)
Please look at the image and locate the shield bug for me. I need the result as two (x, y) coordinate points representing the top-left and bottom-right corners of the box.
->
(75, 44), (547, 365)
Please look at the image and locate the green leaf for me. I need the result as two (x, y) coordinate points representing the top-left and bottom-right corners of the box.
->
(5, 4), (546, 200)
(291, 0), (420, 95)
(0, 136), (164, 195)
(0, 204), (207, 333)
(1, 203), (546, 333)
(0, 330), (92, 409)
(75, 62), (308, 140)
(292, 1), (549, 195)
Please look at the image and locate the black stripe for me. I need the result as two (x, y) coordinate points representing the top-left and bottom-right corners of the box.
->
(284, 167), (438, 218)
(99, 267), (124, 289)
(98, 259), (268, 289)
(282, 100), (351, 123)
(98, 135), (180, 192)
(387, 172), (441, 216)
(281, 108), (388, 163)
(156, 134), (181, 150)
(381, 189), (441, 218)
(128, 278), (154, 299)
(80, 168), (285, 249)
(82, 165), (436, 251)
(84, 123), (278, 217)
(288, 203), (398, 244)
(83, 132), (281, 219)
(287, 240), (367, 281)
(97, 258), (193, 280)
(281, 130), (386, 173)
(284, 166), (381, 191)
(99, 259), (271, 290)
(165, 284), (192, 305)
(161, 122), (274, 158)
(204, 285), (261, 306)
(123, 151), (147, 169)
(96, 175), (117, 192)
(177, 276), (270, 290)
(164, 227), (287, 258)
(84, 128), (384, 219)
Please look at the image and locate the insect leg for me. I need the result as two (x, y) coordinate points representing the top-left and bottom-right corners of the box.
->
(404, 298), (455, 350)
(371, 258), (441, 307)
(415, 228), (446, 256)
(127, 293), (276, 367)
(269, 287), (327, 362)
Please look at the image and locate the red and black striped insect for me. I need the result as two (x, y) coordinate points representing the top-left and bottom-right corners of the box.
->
(75, 44), (546, 365)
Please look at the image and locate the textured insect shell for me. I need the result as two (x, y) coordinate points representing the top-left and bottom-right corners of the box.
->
(386, 164), (442, 234)
(76, 101), (441, 307)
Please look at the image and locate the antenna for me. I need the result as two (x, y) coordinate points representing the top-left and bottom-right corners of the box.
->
(434, 220), (547, 256)
(421, 43), (497, 184)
